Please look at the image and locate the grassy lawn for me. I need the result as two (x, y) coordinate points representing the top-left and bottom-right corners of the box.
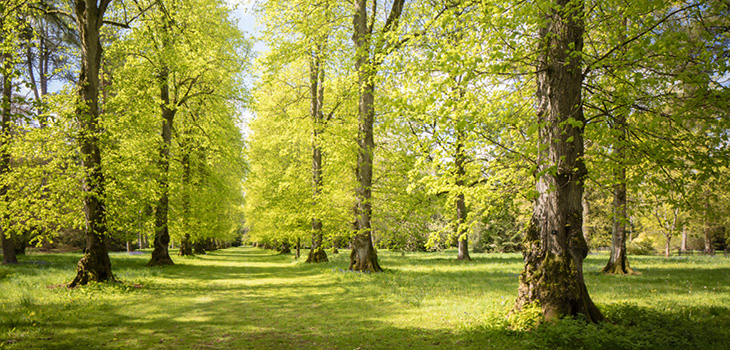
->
(1, 247), (729, 349)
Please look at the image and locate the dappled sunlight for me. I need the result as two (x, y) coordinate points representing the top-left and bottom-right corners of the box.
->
(1, 247), (729, 349)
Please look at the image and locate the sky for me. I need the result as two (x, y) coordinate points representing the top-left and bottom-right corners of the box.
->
(227, 0), (265, 135)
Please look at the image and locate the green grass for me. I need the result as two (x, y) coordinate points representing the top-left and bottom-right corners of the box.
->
(1, 247), (729, 349)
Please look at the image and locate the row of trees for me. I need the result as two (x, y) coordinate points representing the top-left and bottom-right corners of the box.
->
(1, 0), (249, 285)
(244, 0), (730, 322)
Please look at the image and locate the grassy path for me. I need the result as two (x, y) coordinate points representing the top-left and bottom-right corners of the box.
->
(1, 247), (729, 349)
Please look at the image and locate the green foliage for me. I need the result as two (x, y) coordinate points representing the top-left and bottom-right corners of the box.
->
(508, 302), (543, 331)
(102, 0), (250, 246)
(627, 239), (655, 256)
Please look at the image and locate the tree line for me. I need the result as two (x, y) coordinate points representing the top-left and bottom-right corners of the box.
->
(1, 0), (249, 284)
(2, 0), (728, 324)
(244, 0), (729, 322)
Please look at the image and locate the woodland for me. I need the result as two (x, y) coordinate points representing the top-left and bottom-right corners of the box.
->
(0, 0), (729, 347)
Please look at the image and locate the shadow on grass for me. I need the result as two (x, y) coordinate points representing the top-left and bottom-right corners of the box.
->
(1, 247), (729, 349)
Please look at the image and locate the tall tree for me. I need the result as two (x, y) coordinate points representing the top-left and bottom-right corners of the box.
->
(349, 0), (405, 272)
(69, 0), (115, 287)
(512, 0), (603, 323)
(0, 1), (23, 264)
(306, 42), (329, 263)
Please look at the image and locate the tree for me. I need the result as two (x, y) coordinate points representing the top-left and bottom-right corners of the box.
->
(349, 0), (405, 272)
(512, 0), (603, 323)
(105, 0), (248, 265)
(68, 0), (115, 287)
(0, 0), (28, 264)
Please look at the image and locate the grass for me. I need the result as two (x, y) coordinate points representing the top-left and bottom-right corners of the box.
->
(0, 247), (729, 349)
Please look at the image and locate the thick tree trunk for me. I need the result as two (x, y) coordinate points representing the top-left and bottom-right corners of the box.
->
(69, 1), (115, 287)
(349, 0), (381, 272)
(306, 45), (328, 264)
(513, 0), (602, 324)
(665, 236), (671, 258)
(602, 113), (633, 274)
(1, 53), (17, 265)
(149, 67), (175, 266)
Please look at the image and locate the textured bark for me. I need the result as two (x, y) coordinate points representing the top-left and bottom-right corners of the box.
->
(1, 53), (17, 265)
(455, 128), (470, 261)
(148, 66), (175, 266)
(680, 225), (688, 253)
(69, 0), (115, 286)
(513, 0), (602, 323)
(349, 223), (382, 272)
(602, 113), (634, 275)
(306, 44), (328, 264)
(349, 0), (380, 272)
(348, 0), (404, 272)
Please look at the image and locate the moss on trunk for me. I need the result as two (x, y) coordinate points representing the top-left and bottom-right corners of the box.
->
(69, 232), (114, 287)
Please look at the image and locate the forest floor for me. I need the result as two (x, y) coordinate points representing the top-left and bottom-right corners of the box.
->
(1, 246), (729, 349)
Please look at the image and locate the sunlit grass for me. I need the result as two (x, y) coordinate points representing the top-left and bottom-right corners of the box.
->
(0, 247), (728, 349)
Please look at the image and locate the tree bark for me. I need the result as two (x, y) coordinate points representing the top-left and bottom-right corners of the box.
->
(512, 0), (603, 323)
(1, 52), (17, 265)
(455, 128), (470, 261)
(178, 147), (193, 256)
(148, 65), (175, 266)
(69, 0), (115, 287)
(349, 0), (381, 272)
(602, 112), (634, 274)
(306, 43), (328, 263)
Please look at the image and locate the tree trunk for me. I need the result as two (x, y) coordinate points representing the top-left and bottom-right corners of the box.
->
(295, 237), (301, 259)
(69, 1), (115, 287)
(703, 198), (714, 255)
(512, 0), (602, 324)
(680, 225), (687, 253)
(349, 0), (381, 272)
(178, 148), (193, 256)
(455, 128), (470, 261)
(194, 241), (206, 255)
(602, 112), (633, 274)
(665, 235), (671, 258)
(179, 234), (193, 256)
(582, 192), (590, 251)
(306, 44), (328, 264)
(279, 241), (291, 254)
(1, 52), (17, 265)
(149, 66), (175, 266)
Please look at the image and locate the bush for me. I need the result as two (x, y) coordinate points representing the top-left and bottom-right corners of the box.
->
(628, 240), (655, 255)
